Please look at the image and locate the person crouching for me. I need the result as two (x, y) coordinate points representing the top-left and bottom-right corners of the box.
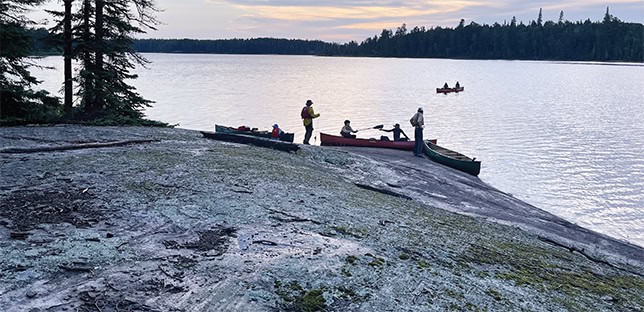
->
(340, 120), (358, 138)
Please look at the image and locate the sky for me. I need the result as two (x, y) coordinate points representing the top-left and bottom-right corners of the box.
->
(31, 0), (644, 42)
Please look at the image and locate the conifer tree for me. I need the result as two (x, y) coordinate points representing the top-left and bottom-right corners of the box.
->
(0, 0), (59, 124)
(49, 0), (159, 120)
(63, 0), (72, 115)
(603, 7), (612, 23)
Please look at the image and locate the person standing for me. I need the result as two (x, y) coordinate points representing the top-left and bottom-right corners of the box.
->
(301, 99), (320, 145)
(410, 107), (425, 156)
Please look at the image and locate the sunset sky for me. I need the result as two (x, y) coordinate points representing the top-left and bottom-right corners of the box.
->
(32, 0), (644, 42)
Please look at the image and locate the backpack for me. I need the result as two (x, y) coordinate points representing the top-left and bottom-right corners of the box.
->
(301, 107), (311, 119)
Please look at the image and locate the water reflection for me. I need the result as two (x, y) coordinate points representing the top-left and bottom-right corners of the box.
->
(31, 54), (644, 247)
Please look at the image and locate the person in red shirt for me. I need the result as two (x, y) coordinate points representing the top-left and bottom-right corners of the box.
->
(271, 124), (284, 140)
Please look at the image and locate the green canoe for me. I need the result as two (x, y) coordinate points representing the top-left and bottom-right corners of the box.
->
(202, 131), (299, 153)
(423, 141), (481, 176)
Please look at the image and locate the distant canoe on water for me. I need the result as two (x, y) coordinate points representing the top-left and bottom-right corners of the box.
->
(215, 124), (295, 143)
(436, 86), (464, 94)
(320, 133), (436, 151)
(201, 131), (299, 153)
(423, 140), (480, 176)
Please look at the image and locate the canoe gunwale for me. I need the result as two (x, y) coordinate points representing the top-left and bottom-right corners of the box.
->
(201, 131), (299, 153)
(423, 140), (480, 176)
(319, 133), (415, 151)
(215, 124), (295, 143)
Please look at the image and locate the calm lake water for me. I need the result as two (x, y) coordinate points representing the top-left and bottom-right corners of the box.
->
(32, 54), (644, 247)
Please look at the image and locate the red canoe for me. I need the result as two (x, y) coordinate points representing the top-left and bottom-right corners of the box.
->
(320, 133), (436, 151)
(436, 86), (464, 94)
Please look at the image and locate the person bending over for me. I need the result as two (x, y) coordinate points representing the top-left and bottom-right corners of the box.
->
(380, 123), (409, 141)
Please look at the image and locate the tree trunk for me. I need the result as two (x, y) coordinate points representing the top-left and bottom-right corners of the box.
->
(94, 0), (104, 112)
(63, 0), (73, 116)
(82, 0), (94, 114)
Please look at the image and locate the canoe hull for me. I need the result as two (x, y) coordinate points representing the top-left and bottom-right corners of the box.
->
(215, 124), (295, 143)
(436, 87), (464, 94)
(320, 133), (436, 151)
(201, 131), (299, 153)
(423, 141), (480, 176)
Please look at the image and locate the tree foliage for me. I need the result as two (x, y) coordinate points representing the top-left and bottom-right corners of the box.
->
(338, 9), (642, 61)
(1, 0), (60, 125)
(130, 9), (643, 62)
(48, 0), (160, 120)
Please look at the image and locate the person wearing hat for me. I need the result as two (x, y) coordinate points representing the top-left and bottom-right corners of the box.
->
(379, 123), (409, 141)
(271, 124), (284, 140)
(409, 107), (425, 156)
(301, 99), (320, 145)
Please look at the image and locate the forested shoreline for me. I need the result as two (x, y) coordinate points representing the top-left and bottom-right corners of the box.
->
(132, 9), (643, 62)
(3, 4), (643, 126)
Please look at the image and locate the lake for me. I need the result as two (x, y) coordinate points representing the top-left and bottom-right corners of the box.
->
(32, 54), (644, 247)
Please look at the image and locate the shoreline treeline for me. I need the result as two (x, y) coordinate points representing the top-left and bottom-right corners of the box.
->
(132, 8), (643, 62)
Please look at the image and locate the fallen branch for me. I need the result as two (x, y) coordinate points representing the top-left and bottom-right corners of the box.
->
(0, 139), (159, 154)
(158, 265), (183, 281)
(9, 231), (29, 240)
(264, 207), (321, 224)
(59, 264), (94, 272)
(252, 240), (279, 246)
(231, 189), (253, 194)
(354, 183), (412, 200)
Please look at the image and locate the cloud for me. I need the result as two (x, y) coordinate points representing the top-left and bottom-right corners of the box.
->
(186, 0), (644, 41)
(220, 0), (484, 21)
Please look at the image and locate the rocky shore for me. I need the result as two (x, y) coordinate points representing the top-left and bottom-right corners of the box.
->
(1, 125), (642, 311)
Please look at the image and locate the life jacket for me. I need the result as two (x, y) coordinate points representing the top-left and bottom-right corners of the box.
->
(237, 126), (251, 131)
(301, 106), (311, 119)
(272, 128), (280, 138)
(410, 115), (417, 127)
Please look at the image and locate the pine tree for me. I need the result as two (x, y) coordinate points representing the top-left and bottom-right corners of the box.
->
(558, 11), (564, 25)
(91, 0), (160, 119)
(0, 0), (60, 124)
(603, 7), (612, 23)
(48, 0), (159, 120)
(537, 8), (543, 26)
(63, 0), (72, 115)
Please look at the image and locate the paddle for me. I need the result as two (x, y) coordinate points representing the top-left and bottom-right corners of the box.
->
(356, 124), (384, 131)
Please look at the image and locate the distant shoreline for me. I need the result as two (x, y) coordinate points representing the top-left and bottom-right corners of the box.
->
(31, 51), (644, 65)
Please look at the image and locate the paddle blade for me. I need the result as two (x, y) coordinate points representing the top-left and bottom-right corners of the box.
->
(373, 124), (384, 129)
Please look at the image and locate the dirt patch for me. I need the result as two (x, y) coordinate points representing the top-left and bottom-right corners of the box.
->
(163, 226), (237, 254)
(77, 290), (162, 312)
(74, 278), (189, 312)
(0, 187), (105, 231)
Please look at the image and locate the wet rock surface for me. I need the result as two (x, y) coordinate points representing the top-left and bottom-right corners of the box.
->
(1, 125), (643, 311)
